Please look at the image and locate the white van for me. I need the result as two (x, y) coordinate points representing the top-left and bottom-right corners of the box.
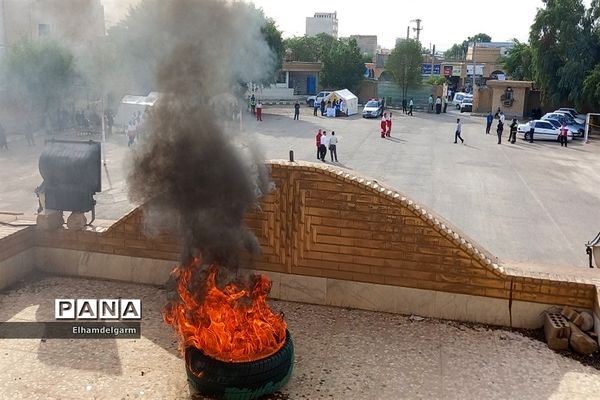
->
(452, 92), (471, 109)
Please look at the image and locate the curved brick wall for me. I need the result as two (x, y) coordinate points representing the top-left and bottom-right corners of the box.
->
(23, 161), (599, 319)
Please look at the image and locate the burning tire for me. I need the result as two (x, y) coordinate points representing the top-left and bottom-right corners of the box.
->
(185, 330), (294, 400)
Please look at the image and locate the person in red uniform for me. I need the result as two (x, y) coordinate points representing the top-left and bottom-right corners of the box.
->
(559, 123), (569, 147)
(315, 129), (322, 159)
(386, 112), (392, 137)
(256, 101), (263, 121)
(380, 112), (387, 138)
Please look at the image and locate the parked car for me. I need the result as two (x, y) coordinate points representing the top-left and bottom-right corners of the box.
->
(459, 98), (473, 113)
(517, 120), (573, 141)
(362, 99), (384, 118)
(553, 110), (585, 125)
(542, 113), (584, 136)
(306, 91), (331, 107)
(543, 118), (581, 136)
(557, 108), (586, 122)
(452, 92), (470, 109)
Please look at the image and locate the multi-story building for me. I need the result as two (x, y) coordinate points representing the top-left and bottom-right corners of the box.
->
(0, 0), (105, 55)
(349, 35), (377, 61)
(305, 12), (338, 38)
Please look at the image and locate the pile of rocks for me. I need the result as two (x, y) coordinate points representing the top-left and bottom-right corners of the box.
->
(544, 306), (598, 355)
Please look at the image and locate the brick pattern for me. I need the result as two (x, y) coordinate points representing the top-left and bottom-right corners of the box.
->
(9, 161), (598, 309)
(0, 226), (34, 263)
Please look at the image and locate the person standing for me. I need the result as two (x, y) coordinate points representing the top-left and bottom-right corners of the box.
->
(496, 120), (504, 144)
(509, 118), (518, 144)
(386, 112), (392, 137)
(408, 98), (414, 116)
(454, 118), (464, 144)
(380, 113), (387, 138)
(559, 123), (569, 147)
(528, 124), (535, 143)
(256, 101), (263, 121)
(0, 122), (7, 150)
(329, 131), (338, 162)
(250, 94), (256, 115)
(402, 98), (407, 114)
(313, 99), (319, 116)
(435, 96), (442, 114)
(320, 131), (329, 161)
(499, 111), (505, 124)
(320, 99), (326, 116)
(428, 95), (434, 113)
(24, 120), (35, 146)
(126, 120), (136, 147)
(293, 101), (300, 120)
(485, 112), (493, 134)
(315, 129), (322, 159)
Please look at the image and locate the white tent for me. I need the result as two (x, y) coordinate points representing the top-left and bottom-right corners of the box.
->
(116, 92), (160, 127)
(323, 89), (358, 116)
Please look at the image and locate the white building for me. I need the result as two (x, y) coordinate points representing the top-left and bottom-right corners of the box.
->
(305, 12), (338, 38)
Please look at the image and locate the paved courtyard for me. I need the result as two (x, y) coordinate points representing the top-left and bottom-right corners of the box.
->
(1, 106), (600, 270)
(0, 274), (598, 400)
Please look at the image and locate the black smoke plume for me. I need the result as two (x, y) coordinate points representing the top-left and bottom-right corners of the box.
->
(126, 0), (274, 268)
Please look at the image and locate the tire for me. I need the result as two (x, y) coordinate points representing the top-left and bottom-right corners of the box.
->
(186, 330), (294, 400)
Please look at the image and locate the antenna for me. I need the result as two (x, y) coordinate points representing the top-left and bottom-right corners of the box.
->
(410, 19), (422, 42)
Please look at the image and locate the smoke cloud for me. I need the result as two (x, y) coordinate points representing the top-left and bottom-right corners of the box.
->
(126, 0), (274, 268)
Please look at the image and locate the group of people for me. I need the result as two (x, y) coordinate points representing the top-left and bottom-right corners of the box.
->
(314, 98), (345, 118)
(315, 129), (339, 162)
(126, 110), (148, 147)
(401, 98), (414, 115)
(380, 112), (393, 138)
(485, 108), (569, 147)
(428, 95), (446, 114)
(248, 94), (263, 121)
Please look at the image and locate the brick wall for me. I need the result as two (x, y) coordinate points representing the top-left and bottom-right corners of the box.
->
(27, 161), (599, 309)
(0, 226), (35, 263)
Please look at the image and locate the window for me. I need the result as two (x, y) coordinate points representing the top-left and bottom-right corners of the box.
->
(38, 24), (50, 36)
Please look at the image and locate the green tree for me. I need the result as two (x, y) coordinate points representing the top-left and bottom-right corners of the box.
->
(385, 39), (423, 99)
(3, 40), (76, 115)
(583, 64), (600, 108)
(283, 33), (337, 62)
(500, 40), (533, 81)
(261, 18), (284, 82)
(444, 33), (491, 61)
(530, 0), (599, 106)
(320, 38), (365, 91)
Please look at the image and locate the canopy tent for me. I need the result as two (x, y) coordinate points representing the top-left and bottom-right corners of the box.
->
(115, 92), (160, 127)
(322, 89), (358, 116)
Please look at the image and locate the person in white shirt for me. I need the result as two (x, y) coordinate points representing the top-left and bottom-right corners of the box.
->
(454, 118), (464, 144)
(328, 131), (338, 162)
(319, 131), (329, 161)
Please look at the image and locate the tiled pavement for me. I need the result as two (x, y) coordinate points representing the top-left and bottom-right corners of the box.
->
(0, 274), (598, 400)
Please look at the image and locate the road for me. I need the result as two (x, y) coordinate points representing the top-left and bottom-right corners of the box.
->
(1, 106), (599, 270)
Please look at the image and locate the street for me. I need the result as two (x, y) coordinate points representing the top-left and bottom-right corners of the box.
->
(1, 106), (599, 270)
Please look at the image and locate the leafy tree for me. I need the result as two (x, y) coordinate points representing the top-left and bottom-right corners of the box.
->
(530, 0), (599, 106)
(385, 39), (423, 99)
(444, 33), (491, 61)
(583, 64), (600, 108)
(261, 18), (284, 82)
(320, 38), (365, 91)
(3, 40), (76, 115)
(500, 39), (533, 80)
(283, 33), (337, 62)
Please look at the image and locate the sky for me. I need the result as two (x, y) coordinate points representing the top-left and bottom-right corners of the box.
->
(101, 0), (592, 51)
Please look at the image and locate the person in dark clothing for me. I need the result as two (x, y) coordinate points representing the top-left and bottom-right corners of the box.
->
(497, 120), (504, 144)
(508, 118), (518, 143)
(320, 100), (326, 116)
(25, 120), (35, 146)
(293, 101), (300, 120)
(485, 112), (493, 134)
(527, 125), (535, 143)
(402, 98), (407, 114)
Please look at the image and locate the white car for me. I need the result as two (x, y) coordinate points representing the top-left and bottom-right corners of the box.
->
(557, 108), (587, 122)
(306, 91), (331, 108)
(452, 92), (471, 109)
(459, 98), (473, 113)
(553, 110), (585, 125)
(517, 120), (573, 141)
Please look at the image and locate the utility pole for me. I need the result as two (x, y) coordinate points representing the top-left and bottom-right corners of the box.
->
(431, 44), (436, 77)
(472, 41), (477, 91)
(406, 26), (410, 40)
(411, 19), (422, 42)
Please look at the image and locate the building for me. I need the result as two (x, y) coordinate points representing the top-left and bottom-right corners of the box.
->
(0, 0), (105, 55)
(305, 12), (338, 38)
(350, 35), (377, 61)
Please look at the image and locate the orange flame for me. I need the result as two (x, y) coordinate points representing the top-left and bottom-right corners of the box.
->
(163, 257), (287, 363)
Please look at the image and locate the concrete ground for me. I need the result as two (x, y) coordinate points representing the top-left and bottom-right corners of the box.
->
(0, 275), (598, 400)
(1, 107), (600, 269)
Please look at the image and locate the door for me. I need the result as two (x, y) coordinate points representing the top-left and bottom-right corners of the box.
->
(306, 76), (316, 95)
(534, 121), (557, 139)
